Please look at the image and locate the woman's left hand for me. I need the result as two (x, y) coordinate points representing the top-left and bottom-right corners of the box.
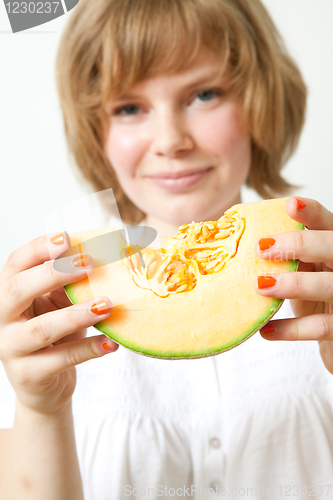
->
(254, 196), (333, 374)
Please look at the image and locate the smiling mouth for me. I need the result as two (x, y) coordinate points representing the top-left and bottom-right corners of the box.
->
(146, 166), (213, 179)
(145, 166), (213, 191)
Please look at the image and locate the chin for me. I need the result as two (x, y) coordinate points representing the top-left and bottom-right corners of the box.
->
(162, 202), (220, 227)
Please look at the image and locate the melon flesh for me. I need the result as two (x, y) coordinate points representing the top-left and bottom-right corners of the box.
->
(63, 198), (303, 359)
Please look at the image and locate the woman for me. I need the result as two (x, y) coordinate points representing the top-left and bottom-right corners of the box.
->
(0, 0), (332, 498)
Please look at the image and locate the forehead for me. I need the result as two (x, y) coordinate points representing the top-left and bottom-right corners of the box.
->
(114, 48), (228, 99)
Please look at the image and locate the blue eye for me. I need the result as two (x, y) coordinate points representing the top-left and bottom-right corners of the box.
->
(195, 89), (221, 102)
(198, 90), (214, 101)
(115, 105), (140, 116)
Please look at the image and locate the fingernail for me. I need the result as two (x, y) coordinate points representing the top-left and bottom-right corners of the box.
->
(295, 197), (306, 210)
(261, 324), (276, 335)
(90, 299), (111, 316)
(50, 233), (65, 246)
(102, 342), (113, 351)
(72, 254), (91, 268)
(258, 237), (276, 251)
(257, 275), (277, 289)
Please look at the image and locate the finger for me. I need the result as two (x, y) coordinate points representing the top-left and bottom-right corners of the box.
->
(53, 328), (87, 346)
(34, 287), (72, 316)
(256, 229), (333, 264)
(254, 272), (333, 303)
(23, 289), (87, 346)
(0, 254), (95, 321)
(0, 232), (71, 284)
(285, 197), (333, 231)
(9, 334), (118, 387)
(36, 334), (119, 379)
(260, 314), (333, 341)
(0, 297), (113, 357)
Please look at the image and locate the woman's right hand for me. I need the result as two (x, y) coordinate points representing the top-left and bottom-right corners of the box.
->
(0, 232), (118, 416)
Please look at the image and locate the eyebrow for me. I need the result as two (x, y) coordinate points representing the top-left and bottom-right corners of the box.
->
(181, 71), (227, 90)
(112, 70), (227, 102)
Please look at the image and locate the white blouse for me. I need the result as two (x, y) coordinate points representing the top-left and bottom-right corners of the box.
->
(1, 299), (333, 499)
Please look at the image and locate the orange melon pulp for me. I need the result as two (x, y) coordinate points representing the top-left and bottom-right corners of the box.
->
(62, 198), (304, 359)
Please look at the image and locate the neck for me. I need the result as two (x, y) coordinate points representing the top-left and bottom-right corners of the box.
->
(143, 192), (242, 243)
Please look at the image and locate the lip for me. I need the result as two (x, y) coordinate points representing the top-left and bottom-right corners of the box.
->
(146, 167), (213, 191)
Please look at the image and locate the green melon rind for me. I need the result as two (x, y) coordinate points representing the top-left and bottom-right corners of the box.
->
(90, 297), (283, 359)
(64, 257), (300, 359)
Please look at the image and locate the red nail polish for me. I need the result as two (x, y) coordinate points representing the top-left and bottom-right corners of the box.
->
(50, 233), (65, 246)
(102, 342), (112, 350)
(90, 300), (110, 315)
(257, 275), (277, 289)
(72, 254), (91, 268)
(258, 237), (276, 251)
(296, 197), (306, 210)
(261, 324), (275, 335)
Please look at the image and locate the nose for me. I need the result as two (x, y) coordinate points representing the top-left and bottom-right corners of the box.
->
(151, 107), (194, 158)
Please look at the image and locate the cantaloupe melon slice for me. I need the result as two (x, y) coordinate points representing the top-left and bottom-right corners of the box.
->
(63, 198), (303, 359)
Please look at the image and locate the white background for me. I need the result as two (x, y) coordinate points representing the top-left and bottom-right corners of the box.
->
(0, 1), (332, 267)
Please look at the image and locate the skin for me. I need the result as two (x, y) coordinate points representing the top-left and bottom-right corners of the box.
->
(0, 235), (116, 499)
(0, 46), (332, 499)
(254, 196), (333, 375)
(105, 49), (252, 239)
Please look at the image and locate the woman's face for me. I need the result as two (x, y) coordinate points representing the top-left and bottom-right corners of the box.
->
(105, 48), (252, 231)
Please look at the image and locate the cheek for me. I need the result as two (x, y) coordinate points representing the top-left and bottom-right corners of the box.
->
(198, 105), (251, 166)
(105, 127), (147, 178)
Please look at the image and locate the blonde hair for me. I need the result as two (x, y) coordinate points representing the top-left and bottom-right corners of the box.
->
(56, 0), (306, 225)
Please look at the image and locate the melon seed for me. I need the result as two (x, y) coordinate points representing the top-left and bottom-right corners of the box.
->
(218, 216), (233, 223)
(217, 222), (232, 229)
(214, 229), (231, 239)
(147, 260), (159, 279)
(202, 225), (209, 238)
(123, 258), (133, 271)
(196, 250), (211, 259)
(214, 261), (225, 272)
(145, 253), (156, 268)
(206, 260), (218, 270)
(131, 253), (141, 270)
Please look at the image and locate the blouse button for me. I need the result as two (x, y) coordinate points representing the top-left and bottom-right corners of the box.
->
(209, 480), (223, 492)
(209, 437), (221, 449)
